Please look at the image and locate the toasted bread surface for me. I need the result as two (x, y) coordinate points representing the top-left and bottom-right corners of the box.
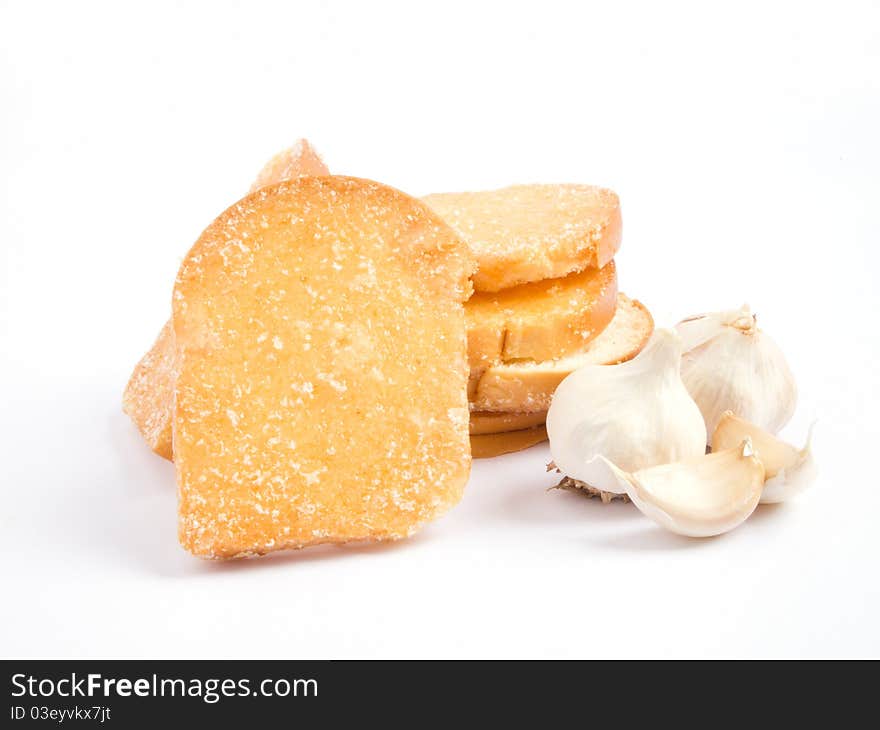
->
(466, 261), (617, 369)
(468, 294), (653, 413)
(469, 410), (547, 435)
(423, 184), (621, 292)
(470, 425), (548, 458)
(173, 176), (474, 558)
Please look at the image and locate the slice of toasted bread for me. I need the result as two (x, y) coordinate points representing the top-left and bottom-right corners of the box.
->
(466, 261), (617, 370)
(122, 320), (177, 460)
(468, 294), (653, 413)
(249, 138), (329, 192)
(423, 184), (621, 292)
(470, 425), (548, 458)
(469, 410), (547, 435)
(173, 176), (474, 558)
(124, 139), (328, 461)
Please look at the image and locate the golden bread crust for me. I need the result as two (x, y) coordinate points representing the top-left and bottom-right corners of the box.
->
(423, 184), (621, 292)
(173, 176), (474, 558)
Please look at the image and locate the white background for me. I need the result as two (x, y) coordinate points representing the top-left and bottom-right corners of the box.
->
(2, 0), (878, 658)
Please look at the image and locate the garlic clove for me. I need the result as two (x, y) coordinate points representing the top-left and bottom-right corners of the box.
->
(677, 305), (797, 436)
(711, 411), (816, 504)
(608, 440), (766, 537)
(547, 328), (706, 484)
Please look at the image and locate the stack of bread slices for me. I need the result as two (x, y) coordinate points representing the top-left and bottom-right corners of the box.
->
(123, 140), (656, 557)
(422, 185), (654, 457)
(125, 144), (654, 465)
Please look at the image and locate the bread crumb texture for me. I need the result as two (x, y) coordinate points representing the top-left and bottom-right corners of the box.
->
(469, 294), (654, 413)
(172, 176), (474, 558)
(423, 184), (621, 292)
(466, 261), (617, 368)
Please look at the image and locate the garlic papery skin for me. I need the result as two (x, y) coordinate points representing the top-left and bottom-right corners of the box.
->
(601, 440), (766, 537)
(712, 411), (816, 504)
(677, 305), (797, 437)
(546, 328), (707, 494)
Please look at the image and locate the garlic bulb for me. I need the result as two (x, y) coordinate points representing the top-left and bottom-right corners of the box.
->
(712, 411), (816, 504)
(547, 328), (707, 494)
(598, 439), (765, 537)
(677, 305), (797, 436)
